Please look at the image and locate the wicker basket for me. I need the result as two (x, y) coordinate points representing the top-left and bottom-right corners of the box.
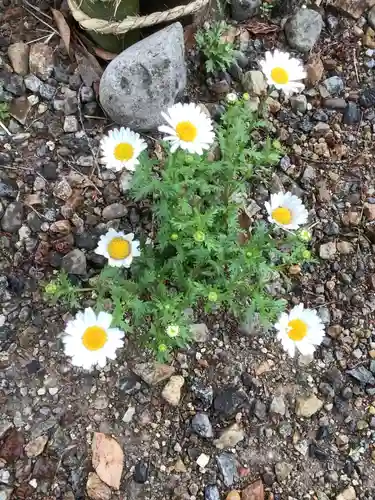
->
(68, 0), (209, 52)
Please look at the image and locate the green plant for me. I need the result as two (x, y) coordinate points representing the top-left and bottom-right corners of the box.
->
(195, 21), (235, 74)
(46, 98), (312, 360)
(0, 102), (10, 121)
(260, 0), (277, 18)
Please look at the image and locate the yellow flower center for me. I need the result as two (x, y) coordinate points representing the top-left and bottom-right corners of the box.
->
(272, 207), (292, 225)
(82, 326), (107, 351)
(176, 121), (197, 142)
(271, 67), (289, 85)
(107, 237), (131, 260)
(287, 319), (308, 342)
(114, 142), (134, 161)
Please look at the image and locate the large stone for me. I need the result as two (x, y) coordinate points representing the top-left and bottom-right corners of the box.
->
(61, 249), (87, 275)
(161, 375), (184, 406)
(29, 43), (54, 80)
(296, 394), (323, 418)
(8, 42), (29, 75)
(328, 0), (375, 19)
(1, 202), (23, 232)
(285, 9), (323, 52)
(100, 23), (186, 131)
(231, 0), (261, 21)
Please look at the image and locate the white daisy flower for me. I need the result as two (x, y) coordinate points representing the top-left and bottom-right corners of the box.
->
(100, 127), (147, 172)
(166, 325), (180, 338)
(95, 229), (140, 268)
(259, 50), (306, 96)
(226, 92), (238, 103)
(274, 304), (325, 357)
(158, 103), (215, 155)
(265, 192), (308, 230)
(63, 308), (124, 370)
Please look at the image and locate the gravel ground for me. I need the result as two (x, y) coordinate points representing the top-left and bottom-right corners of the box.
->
(1, 1), (375, 499)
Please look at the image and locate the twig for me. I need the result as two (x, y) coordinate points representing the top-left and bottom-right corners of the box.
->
(353, 47), (360, 84)
(23, 5), (59, 35)
(0, 121), (11, 136)
(83, 115), (107, 120)
(77, 84), (101, 179)
(23, 0), (53, 20)
(2, 165), (47, 183)
(57, 154), (102, 195)
(25, 204), (47, 220)
(26, 34), (55, 45)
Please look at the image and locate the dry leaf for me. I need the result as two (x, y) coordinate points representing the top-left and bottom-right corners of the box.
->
(75, 47), (103, 87)
(243, 20), (279, 35)
(221, 25), (240, 43)
(51, 9), (71, 58)
(92, 433), (124, 490)
(94, 47), (117, 61)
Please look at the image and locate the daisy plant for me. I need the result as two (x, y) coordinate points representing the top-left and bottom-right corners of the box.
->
(46, 98), (314, 363)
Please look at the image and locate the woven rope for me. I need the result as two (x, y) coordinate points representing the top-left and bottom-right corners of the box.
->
(68, 0), (209, 34)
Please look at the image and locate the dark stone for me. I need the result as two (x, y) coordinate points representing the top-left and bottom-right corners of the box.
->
(134, 460), (149, 483)
(228, 61), (243, 81)
(41, 162), (58, 181)
(204, 485), (220, 500)
(344, 460), (354, 476)
(26, 359), (41, 374)
(319, 382), (335, 398)
(253, 399), (267, 421)
(323, 221), (340, 235)
(324, 367), (344, 391)
(69, 73), (82, 90)
(347, 366), (375, 386)
(213, 387), (247, 417)
(74, 232), (98, 251)
(86, 251), (106, 269)
(0, 153), (11, 166)
(309, 443), (328, 461)
(343, 102), (361, 125)
(299, 116), (313, 133)
(216, 452), (237, 486)
(3, 73), (25, 96)
(7, 275), (24, 294)
(324, 98), (347, 110)
(370, 360), (375, 374)
(316, 426), (330, 441)
(359, 88), (375, 108)
(190, 380), (213, 410)
(263, 470), (275, 486)
(0, 181), (17, 198)
(118, 375), (141, 395)
(341, 387), (353, 400)
(191, 413), (213, 438)
(1, 202), (24, 232)
(312, 109), (328, 122)
(49, 251), (62, 268)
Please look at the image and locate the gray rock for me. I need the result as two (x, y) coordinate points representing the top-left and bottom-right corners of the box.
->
(191, 380), (213, 409)
(100, 23), (186, 131)
(296, 394), (323, 417)
(319, 242), (337, 260)
(0, 182), (16, 199)
(61, 249), (87, 275)
(231, 0), (261, 21)
(323, 76), (344, 95)
(242, 70), (267, 96)
(324, 98), (347, 109)
(347, 366), (375, 386)
(3, 73), (25, 96)
(191, 413), (213, 438)
(29, 43), (54, 80)
(1, 202), (23, 232)
(369, 6), (375, 30)
(53, 179), (72, 201)
(275, 462), (292, 482)
(39, 83), (56, 100)
(270, 395), (286, 416)
(214, 423), (245, 449)
(102, 203), (128, 220)
(64, 96), (78, 115)
(8, 42), (29, 75)
(204, 485), (220, 500)
(216, 453), (238, 486)
(80, 86), (95, 103)
(285, 9), (323, 52)
(290, 94), (307, 113)
(0, 488), (13, 500)
(254, 399), (267, 420)
(63, 116), (78, 133)
(343, 102), (361, 124)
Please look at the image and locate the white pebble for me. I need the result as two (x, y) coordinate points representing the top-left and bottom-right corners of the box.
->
(196, 453), (210, 468)
(48, 387), (58, 396)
